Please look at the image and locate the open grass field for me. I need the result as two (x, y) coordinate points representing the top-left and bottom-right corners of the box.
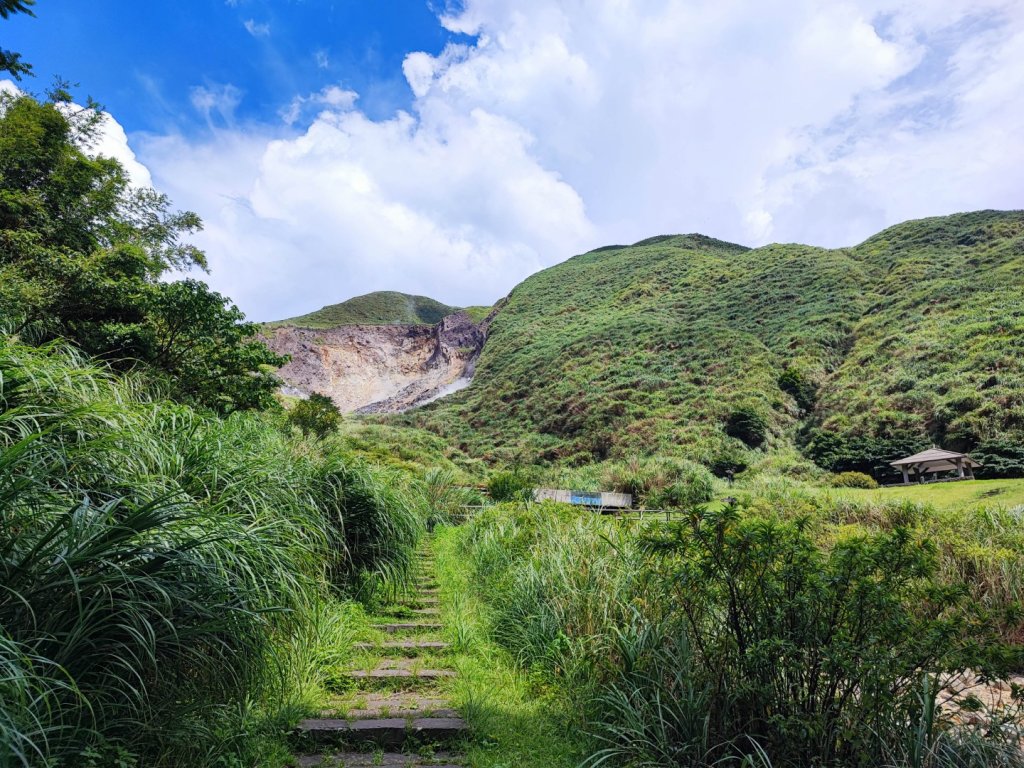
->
(820, 478), (1024, 512)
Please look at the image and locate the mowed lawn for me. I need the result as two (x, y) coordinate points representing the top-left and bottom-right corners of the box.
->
(824, 478), (1024, 511)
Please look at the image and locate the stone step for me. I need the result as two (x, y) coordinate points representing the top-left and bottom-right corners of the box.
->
(323, 692), (455, 720)
(410, 608), (440, 617)
(353, 641), (449, 652)
(297, 717), (468, 748)
(347, 668), (455, 681)
(295, 752), (463, 768)
(378, 623), (443, 633)
(401, 597), (439, 608)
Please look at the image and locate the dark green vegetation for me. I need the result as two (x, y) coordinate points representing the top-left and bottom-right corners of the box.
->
(0, 90), (284, 413)
(269, 291), (460, 328)
(455, 499), (1024, 768)
(404, 211), (1024, 480)
(288, 392), (343, 439)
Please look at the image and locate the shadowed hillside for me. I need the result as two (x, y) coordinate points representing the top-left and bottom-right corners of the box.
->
(399, 211), (1024, 477)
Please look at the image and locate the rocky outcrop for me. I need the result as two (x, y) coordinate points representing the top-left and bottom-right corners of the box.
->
(263, 308), (496, 413)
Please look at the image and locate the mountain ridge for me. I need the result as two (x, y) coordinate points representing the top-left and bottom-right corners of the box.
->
(267, 290), (461, 328)
(394, 210), (1024, 478)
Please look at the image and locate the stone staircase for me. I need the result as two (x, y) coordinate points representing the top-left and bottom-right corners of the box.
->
(294, 540), (467, 767)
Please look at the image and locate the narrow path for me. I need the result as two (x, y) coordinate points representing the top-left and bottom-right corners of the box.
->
(294, 538), (468, 766)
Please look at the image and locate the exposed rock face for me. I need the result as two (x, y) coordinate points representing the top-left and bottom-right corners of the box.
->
(264, 309), (494, 413)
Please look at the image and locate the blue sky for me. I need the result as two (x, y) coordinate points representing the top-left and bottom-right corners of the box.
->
(4, 1), (1023, 321)
(7, 0), (459, 130)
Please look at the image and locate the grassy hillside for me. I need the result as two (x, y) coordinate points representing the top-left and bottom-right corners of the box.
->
(401, 211), (1024, 477)
(269, 290), (460, 328)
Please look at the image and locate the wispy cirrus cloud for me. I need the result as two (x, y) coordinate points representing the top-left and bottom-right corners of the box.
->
(243, 18), (270, 38)
(189, 82), (243, 127)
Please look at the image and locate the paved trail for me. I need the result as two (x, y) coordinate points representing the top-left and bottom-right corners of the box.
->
(294, 538), (468, 767)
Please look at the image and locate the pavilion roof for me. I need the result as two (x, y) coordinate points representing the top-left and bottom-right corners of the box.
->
(890, 448), (981, 467)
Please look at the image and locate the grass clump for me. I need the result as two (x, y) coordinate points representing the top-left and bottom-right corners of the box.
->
(830, 470), (880, 488)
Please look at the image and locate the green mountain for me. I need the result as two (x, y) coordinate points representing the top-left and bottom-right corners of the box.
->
(401, 210), (1024, 478)
(269, 291), (460, 328)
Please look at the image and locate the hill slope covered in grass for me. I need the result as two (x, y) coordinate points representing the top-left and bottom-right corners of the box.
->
(269, 291), (459, 328)
(400, 211), (1024, 478)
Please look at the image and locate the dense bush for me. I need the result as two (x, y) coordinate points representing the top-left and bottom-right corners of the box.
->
(602, 456), (715, 507)
(778, 365), (817, 412)
(288, 392), (342, 439)
(801, 428), (924, 479)
(973, 440), (1024, 478)
(830, 470), (880, 488)
(636, 505), (1006, 765)
(724, 405), (770, 449)
(486, 469), (535, 502)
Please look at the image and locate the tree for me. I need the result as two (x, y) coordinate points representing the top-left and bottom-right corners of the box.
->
(287, 393), (342, 439)
(0, 90), (284, 413)
(0, 0), (36, 80)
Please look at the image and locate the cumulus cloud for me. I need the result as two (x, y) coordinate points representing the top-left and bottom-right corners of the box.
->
(131, 0), (1024, 321)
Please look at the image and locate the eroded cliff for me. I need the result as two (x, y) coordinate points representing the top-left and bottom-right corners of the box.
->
(264, 309), (494, 413)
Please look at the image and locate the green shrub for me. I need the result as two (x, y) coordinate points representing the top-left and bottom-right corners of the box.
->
(287, 392), (342, 439)
(460, 501), (1021, 768)
(603, 456), (715, 507)
(630, 505), (1009, 766)
(486, 469), (534, 502)
(830, 470), (879, 488)
(649, 461), (715, 508)
(778, 366), (817, 412)
(724, 406), (769, 449)
(973, 440), (1024, 478)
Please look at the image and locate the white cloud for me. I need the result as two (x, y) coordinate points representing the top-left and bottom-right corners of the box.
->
(133, 0), (1024, 321)
(314, 49), (330, 69)
(243, 18), (270, 38)
(280, 85), (358, 125)
(93, 112), (153, 188)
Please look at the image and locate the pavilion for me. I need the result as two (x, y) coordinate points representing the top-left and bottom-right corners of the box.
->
(889, 448), (981, 485)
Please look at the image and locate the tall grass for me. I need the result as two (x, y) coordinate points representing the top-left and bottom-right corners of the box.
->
(0, 338), (424, 765)
(458, 502), (1024, 768)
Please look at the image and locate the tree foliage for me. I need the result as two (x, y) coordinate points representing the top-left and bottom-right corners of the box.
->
(0, 0), (35, 80)
(287, 392), (342, 439)
(0, 91), (284, 413)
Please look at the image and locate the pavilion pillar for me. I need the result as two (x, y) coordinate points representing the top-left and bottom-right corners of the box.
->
(901, 466), (909, 485)
(956, 457), (965, 478)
